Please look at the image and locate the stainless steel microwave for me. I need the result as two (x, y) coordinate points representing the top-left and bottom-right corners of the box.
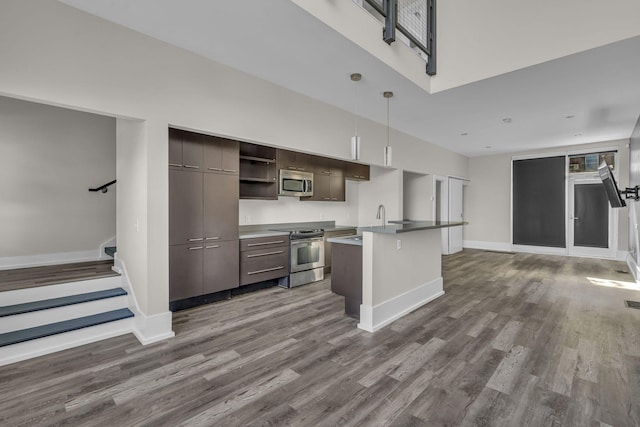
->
(279, 170), (313, 197)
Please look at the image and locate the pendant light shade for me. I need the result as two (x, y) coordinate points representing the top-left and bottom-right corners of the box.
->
(383, 91), (394, 167)
(350, 73), (362, 160)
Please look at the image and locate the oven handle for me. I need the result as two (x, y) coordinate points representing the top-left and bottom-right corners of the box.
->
(291, 238), (324, 245)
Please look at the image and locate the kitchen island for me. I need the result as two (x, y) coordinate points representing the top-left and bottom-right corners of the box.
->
(328, 221), (465, 332)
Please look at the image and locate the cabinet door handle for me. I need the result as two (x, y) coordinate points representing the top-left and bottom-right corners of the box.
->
(184, 165), (200, 169)
(323, 198), (331, 200)
(208, 167), (222, 171)
(188, 246), (203, 250)
(205, 245), (220, 249)
(169, 163), (182, 167)
(247, 240), (285, 247)
(322, 170), (331, 175)
(331, 198), (338, 201)
(205, 237), (220, 240)
(247, 266), (284, 275)
(188, 238), (203, 242)
(223, 169), (237, 173)
(247, 250), (284, 258)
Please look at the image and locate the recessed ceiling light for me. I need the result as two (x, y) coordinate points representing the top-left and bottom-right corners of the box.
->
(574, 133), (582, 137)
(461, 132), (468, 136)
(565, 115), (575, 119)
(502, 118), (512, 123)
(485, 146), (492, 149)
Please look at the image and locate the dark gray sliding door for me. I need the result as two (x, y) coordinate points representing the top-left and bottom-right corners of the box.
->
(513, 156), (566, 248)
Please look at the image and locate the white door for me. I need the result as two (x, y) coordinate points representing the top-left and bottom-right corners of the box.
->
(568, 176), (617, 258)
(448, 177), (464, 254)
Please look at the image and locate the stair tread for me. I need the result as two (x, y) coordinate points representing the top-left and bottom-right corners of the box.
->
(0, 308), (134, 347)
(0, 288), (128, 317)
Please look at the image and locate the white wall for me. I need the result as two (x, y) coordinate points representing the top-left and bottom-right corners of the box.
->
(358, 166), (403, 227)
(403, 171), (431, 220)
(0, 0), (468, 316)
(0, 96), (115, 263)
(466, 139), (630, 252)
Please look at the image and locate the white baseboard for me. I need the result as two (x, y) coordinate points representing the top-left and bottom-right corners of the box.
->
(627, 253), (640, 283)
(133, 311), (175, 345)
(358, 277), (444, 333)
(114, 256), (175, 345)
(617, 250), (630, 262)
(0, 250), (101, 271)
(463, 240), (512, 252)
(511, 244), (567, 256)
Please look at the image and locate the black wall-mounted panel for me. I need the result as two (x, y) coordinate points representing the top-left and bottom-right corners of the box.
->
(513, 157), (566, 248)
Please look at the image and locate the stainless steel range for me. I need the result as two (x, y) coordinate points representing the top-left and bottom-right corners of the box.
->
(277, 228), (325, 288)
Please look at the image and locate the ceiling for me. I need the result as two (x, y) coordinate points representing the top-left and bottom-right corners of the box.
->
(60, 0), (640, 157)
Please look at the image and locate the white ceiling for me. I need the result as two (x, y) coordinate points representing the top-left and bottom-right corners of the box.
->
(60, 0), (640, 157)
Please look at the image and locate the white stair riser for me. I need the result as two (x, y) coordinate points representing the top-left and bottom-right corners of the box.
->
(0, 318), (133, 367)
(1, 276), (122, 306)
(0, 296), (129, 333)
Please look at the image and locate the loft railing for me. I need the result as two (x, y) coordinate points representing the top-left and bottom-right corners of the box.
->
(88, 179), (116, 193)
(362, 0), (436, 75)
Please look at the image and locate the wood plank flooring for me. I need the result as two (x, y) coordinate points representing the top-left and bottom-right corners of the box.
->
(2, 250), (640, 426)
(0, 260), (118, 292)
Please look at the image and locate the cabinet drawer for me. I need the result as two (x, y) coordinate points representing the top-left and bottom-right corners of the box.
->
(240, 235), (289, 251)
(240, 253), (289, 285)
(241, 246), (289, 263)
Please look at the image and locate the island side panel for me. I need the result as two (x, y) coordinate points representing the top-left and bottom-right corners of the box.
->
(359, 229), (444, 332)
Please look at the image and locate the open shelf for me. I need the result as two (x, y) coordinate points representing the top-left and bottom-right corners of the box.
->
(239, 142), (278, 200)
(239, 155), (275, 164)
(240, 177), (276, 183)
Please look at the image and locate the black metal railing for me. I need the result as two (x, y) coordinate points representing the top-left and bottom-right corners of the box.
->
(89, 180), (116, 193)
(364, 0), (436, 75)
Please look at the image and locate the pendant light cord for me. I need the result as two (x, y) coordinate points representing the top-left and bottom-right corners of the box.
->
(386, 96), (390, 147)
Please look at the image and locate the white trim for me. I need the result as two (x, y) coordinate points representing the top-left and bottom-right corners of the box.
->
(511, 151), (568, 161)
(627, 253), (640, 282)
(447, 175), (470, 182)
(463, 240), (512, 252)
(0, 250), (100, 271)
(358, 277), (444, 333)
(0, 317), (133, 367)
(511, 244), (567, 256)
(114, 256), (175, 345)
(566, 145), (619, 156)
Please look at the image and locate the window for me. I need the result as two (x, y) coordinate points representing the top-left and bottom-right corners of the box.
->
(569, 151), (615, 173)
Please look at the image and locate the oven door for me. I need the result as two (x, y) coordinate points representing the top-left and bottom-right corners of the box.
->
(291, 238), (325, 273)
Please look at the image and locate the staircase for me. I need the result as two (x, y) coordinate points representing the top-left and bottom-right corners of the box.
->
(0, 264), (135, 366)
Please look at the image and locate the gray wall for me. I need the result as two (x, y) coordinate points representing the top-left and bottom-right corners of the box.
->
(0, 96), (116, 259)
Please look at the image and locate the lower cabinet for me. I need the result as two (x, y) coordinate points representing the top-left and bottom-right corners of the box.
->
(323, 228), (357, 274)
(239, 236), (290, 285)
(170, 240), (239, 302)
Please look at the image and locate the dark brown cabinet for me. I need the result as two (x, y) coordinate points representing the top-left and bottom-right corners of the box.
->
(239, 236), (290, 285)
(169, 170), (203, 246)
(345, 162), (370, 181)
(323, 228), (357, 274)
(278, 149), (313, 173)
(169, 128), (240, 304)
(303, 165), (345, 202)
(169, 128), (203, 170)
(204, 240), (239, 294)
(239, 143), (278, 200)
(204, 135), (239, 175)
(204, 173), (239, 241)
(331, 242), (363, 318)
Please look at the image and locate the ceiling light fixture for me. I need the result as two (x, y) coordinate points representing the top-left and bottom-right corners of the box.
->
(383, 91), (394, 167)
(565, 115), (575, 119)
(350, 73), (362, 161)
(461, 132), (468, 136)
(502, 117), (512, 123)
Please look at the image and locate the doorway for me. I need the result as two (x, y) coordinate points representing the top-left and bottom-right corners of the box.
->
(434, 176), (448, 254)
(568, 176), (617, 258)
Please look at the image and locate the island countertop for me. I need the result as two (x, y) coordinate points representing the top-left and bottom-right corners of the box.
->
(359, 221), (467, 234)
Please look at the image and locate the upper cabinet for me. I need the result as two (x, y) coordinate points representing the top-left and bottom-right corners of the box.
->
(169, 128), (238, 175)
(239, 142), (278, 200)
(169, 128), (203, 171)
(203, 135), (239, 175)
(278, 150), (314, 173)
(345, 161), (370, 181)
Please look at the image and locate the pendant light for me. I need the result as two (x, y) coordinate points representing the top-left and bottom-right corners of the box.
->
(383, 91), (393, 167)
(350, 73), (362, 161)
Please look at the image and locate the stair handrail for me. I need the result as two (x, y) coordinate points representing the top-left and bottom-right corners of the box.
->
(89, 179), (116, 193)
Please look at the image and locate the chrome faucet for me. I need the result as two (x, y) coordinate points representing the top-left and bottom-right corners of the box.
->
(376, 204), (386, 227)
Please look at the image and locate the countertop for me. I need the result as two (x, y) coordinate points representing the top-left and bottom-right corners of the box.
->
(239, 230), (291, 240)
(359, 221), (467, 234)
(323, 225), (358, 233)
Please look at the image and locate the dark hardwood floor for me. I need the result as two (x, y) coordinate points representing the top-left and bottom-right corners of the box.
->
(2, 250), (640, 426)
(0, 260), (118, 292)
